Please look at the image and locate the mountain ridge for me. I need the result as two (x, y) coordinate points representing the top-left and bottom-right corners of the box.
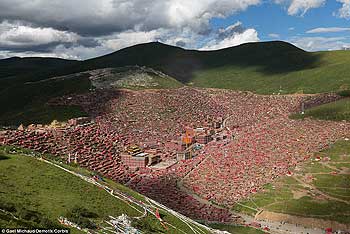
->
(1, 40), (350, 125)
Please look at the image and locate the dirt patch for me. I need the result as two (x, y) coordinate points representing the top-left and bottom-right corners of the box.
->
(340, 154), (350, 160)
(256, 210), (350, 231)
(292, 189), (308, 199)
(340, 167), (350, 174)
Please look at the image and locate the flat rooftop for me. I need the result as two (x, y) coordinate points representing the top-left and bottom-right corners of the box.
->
(149, 159), (177, 170)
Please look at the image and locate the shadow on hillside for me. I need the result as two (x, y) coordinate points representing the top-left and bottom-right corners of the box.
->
(93, 41), (325, 84)
(168, 42), (325, 83)
(0, 74), (94, 127)
(5, 41), (324, 86)
(130, 172), (229, 223)
(0, 154), (10, 160)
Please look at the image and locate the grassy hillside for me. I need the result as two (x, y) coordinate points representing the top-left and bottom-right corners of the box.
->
(291, 98), (350, 121)
(209, 223), (264, 234)
(81, 41), (325, 94)
(0, 145), (211, 234)
(0, 57), (86, 127)
(0, 57), (79, 91)
(0, 74), (90, 126)
(2, 41), (350, 95)
(189, 48), (350, 94)
(0, 66), (182, 126)
(232, 140), (350, 226)
(1, 40), (350, 126)
(21, 40), (348, 94)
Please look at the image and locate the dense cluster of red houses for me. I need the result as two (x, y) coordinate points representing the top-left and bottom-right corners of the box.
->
(182, 92), (350, 205)
(1, 87), (348, 222)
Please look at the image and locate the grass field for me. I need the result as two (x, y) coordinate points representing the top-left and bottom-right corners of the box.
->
(232, 140), (350, 225)
(189, 50), (350, 94)
(291, 98), (350, 121)
(209, 223), (265, 234)
(0, 145), (211, 234)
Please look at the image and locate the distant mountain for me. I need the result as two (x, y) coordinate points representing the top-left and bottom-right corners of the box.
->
(1, 40), (350, 125)
(3, 40), (349, 93)
(0, 57), (79, 93)
(0, 57), (78, 79)
(82, 41), (316, 84)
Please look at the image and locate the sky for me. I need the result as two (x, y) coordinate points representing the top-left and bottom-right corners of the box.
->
(0, 0), (350, 60)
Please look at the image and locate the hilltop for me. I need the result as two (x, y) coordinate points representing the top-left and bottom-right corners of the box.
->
(80, 41), (350, 94)
(1, 40), (350, 125)
(2, 40), (350, 94)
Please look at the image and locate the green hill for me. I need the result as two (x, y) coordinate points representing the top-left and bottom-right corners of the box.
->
(0, 145), (212, 234)
(73, 41), (321, 91)
(0, 73), (90, 126)
(81, 41), (349, 94)
(0, 57), (79, 92)
(1, 40), (350, 126)
(2, 41), (350, 95)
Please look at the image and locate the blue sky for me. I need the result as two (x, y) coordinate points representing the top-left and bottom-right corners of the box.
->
(209, 0), (350, 51)
(0, 0), (350, 59)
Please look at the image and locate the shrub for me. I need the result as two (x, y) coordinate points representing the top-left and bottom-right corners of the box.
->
(338, 90), (350, 97)
(0, 202), (17, 213)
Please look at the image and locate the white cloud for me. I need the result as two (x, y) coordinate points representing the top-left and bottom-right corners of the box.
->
(0, 0), (263, 59)
(103, 30), (162, 51)
(268, 33), (280, 38)
(275, 0), (325, 16)
(200, 22), (259, 50)
(0, 21), (79, 48)
(290, 36), (350, 51)
(0, 50), (74, 59)
(307, 27), (350, 33)
(0, 18), (260, 59)
(0, 0), (261, 36)
(335, 0), (350, 19)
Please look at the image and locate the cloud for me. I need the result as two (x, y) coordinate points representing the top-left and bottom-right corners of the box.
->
(0, 0), (261, 37)
(103, 30), (162, 51)
(275, 0), (325, 16)
(0, 0), (262, 59)
(0, 21), (81, 52)
(335, 0), (350, 19)
(290, 36), (350, 51)
(268, 33), (280, 38)
(3, 1), (346, 59)
(200, 22), (259, 50)
(307, 27), (350, 33)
